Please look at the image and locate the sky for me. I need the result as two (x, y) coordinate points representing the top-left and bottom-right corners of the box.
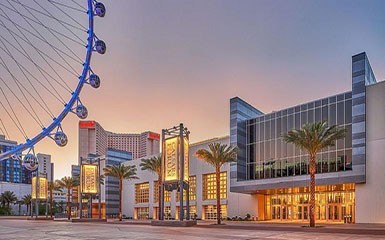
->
(2, 0), (385, 179)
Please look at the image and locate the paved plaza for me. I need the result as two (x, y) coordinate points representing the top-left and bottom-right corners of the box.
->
(0, 220), (385, 240)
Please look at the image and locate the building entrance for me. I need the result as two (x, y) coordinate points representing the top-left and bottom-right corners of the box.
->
(265, 184), (355, 223)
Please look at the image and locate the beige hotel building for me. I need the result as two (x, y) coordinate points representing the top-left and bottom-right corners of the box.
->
(78, 120), (160, 163)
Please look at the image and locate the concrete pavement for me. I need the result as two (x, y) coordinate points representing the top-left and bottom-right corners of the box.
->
(0, 219), (385, 239)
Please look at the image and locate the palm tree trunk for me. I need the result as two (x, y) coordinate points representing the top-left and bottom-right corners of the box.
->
(67, 188), (71, 220)
(158, 176), (162, 220)
(216, 167), (221, 225)
(90, 196), (93, 219)
(119, 179), (122, 221)
(309, 155), (316, 227)
(50, 191), (53, 219)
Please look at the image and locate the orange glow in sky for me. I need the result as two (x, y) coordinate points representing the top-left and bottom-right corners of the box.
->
(2, 1), (384, 179)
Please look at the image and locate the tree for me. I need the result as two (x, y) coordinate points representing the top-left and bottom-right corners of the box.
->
(0, 191), (17, 216)
(22, 194), (32, 215)
(1, 191), (17, 209)
(140, 155), (162, 219)
(56, 176), (79, 220)
(103, 163), (138, 221)
(282, 121), (345, 227)
(16, 199), (23, 216)
(48, 181), (61, 219)
(195, 143), (238, 224)
(0, 194), (4, 207)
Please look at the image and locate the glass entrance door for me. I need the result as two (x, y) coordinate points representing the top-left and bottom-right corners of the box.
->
(328, 204), (341, 221)
(303, 205), (309, 220)
(266, 186), (355, 223)
(272, 206), (281, 220)
(286, 205), (293, 220)
(295, 205), (309, 221)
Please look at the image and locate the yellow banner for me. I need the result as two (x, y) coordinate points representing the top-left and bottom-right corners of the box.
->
(184, 137), (189, 181)
(81, 164), (99, 194)
(164, 137), (179, 181)
(31, 177), (36, 199)
(31, 176), (48, 200)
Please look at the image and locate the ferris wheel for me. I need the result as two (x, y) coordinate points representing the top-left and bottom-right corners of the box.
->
(0, 0), (106, 170)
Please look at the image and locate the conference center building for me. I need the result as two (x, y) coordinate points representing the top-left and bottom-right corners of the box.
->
(230, 52), (385, 223)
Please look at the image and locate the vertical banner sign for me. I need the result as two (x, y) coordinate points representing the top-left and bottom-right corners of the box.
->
(39, 177), (48, 200)
(31, 176), (48, 200)
(164, 137), (179, 181)
(81, 164), (99, 194)
(31, 176), (36, 199)
(184, 137), (189, 181)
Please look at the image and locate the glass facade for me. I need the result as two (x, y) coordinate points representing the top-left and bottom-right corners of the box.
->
(0, 141), (31, 184)
(135, 182), (149, 203)
(203, 172), (227, 200)
(135, 207), (149, 220)
(203, 205), (228, 220)
(175, 205), (197, 220)
(176, 175), (197, 201)
(105, 149), (132, 216)
(246, 92), (353, 180)
(153, 181), (171, 202)
(266, 184), (355, 222)
(164, 206), (172, 220)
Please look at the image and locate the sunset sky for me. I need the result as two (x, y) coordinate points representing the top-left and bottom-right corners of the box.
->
(4, 0), (384, 179)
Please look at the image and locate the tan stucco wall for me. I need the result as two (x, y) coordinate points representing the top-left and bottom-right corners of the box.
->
(122, 136), (258, 219)
(356, 81), (385, 223)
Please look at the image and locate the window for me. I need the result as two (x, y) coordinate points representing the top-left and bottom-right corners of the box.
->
(153, 181), (170, 202)
(175, 205), (197, 220)
(176, 176), (197, 201)
(135, 207), (149, 220)
(153, 206), (175, 220)
(164, 206), (172, 220)
(203, 205), (227, 220)
(203, 172), (227, 200)
(135, 182), (149, 203)
(246, 97), (353, 181)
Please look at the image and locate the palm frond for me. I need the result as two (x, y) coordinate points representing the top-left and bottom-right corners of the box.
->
(195, 142), (238, 168)
(103, 163), (138, 181)
(282, 120), (346, 156)
(55, 176), (79, 190)
(140, 155), (161, 176)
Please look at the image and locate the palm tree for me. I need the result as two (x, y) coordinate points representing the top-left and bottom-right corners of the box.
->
(282, 121), (345, 227)
(140, 155), (162, 219)
(48, 181), (61, 219)
(22, 194), (32, 215)
(56, 176), (79, 220)
(103, 163), (138, 221)
(195, 143), (238, 224)
(0, 194), (4, 207)
(16, 199), (24, 216)
(1, 191), (17, 209)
